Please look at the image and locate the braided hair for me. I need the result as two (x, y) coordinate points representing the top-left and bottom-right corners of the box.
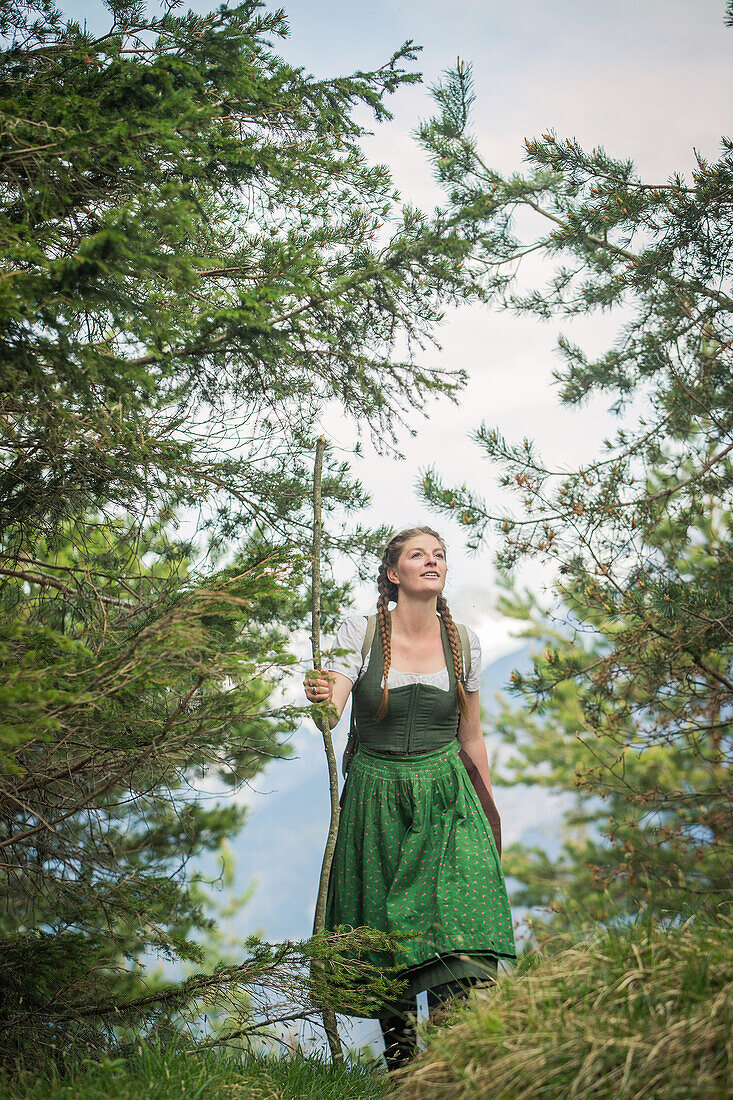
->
(374, 527), (470, 721)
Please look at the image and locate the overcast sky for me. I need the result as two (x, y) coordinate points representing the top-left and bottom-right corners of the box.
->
(63, 0), (733, 653)
(278, 0), (733, 655)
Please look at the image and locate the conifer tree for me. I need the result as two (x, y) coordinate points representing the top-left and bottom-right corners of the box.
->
(417, 48), (733, 925)
(0, 0), (473, 1058)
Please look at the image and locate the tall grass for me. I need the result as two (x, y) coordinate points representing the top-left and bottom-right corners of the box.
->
(389, 915), (732, 1100)
(4, 918), (730, 1099)
(0, 1045), (389, 1100)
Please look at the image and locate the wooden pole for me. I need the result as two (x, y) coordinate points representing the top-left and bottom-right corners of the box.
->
(309, 434), (344, 1065)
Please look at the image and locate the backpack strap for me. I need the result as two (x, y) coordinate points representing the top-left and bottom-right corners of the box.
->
(456, 622), (471, 685)
(361, 614), (377, 670)
(341, 614), (376, 777)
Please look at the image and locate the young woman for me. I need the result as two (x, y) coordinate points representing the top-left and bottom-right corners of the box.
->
(303, 526), (515, 1069)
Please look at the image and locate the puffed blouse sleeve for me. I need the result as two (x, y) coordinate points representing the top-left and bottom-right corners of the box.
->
(325, 615), (368, 685)
(466, 626), (482, 692)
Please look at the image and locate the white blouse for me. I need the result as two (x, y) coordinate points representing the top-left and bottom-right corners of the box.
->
(326, 614), (482, 692)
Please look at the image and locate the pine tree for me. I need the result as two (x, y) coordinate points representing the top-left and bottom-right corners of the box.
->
(0, 0), (473, 1059)
(417, 49), (733, 926)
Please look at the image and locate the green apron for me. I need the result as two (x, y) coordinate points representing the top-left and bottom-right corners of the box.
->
(324, 621), (516, 1015)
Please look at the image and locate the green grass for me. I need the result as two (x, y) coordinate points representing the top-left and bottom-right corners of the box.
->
(390, 914), (733, 1100)
(0, 1045), (390, 1100)
(6, 917), (731, 1099)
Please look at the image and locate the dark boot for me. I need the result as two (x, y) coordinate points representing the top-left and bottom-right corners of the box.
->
(379, 997), (417, 1071)
(427, 971), (495, 1025)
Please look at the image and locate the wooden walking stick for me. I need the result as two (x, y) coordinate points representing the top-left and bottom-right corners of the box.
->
(309, 434), (344, 1065)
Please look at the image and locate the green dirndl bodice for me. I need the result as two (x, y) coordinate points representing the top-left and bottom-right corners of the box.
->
(324, 620), (516, 1016)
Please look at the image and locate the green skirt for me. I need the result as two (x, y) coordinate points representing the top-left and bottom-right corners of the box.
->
(325, 740), (515, 1016)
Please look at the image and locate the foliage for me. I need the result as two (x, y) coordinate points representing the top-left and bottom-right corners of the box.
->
(0, 0), (474, 1062)
(0, 1043), (390, 1099)
(391, 913), (733, 1100)
(490, 571), (732, 926)
(416, 56), (733, 923)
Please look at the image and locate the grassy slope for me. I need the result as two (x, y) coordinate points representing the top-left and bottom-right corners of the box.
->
(3, 919), (731, 1099)
(389, 916), (733, 1100)
(0, 1047), (389, 1100)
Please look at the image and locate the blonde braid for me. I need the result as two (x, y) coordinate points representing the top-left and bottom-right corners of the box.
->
(375, 562), (393, 720)
(437, 594), (470, 719)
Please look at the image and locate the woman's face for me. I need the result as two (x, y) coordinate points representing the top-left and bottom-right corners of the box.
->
(388, 535), (447, 599)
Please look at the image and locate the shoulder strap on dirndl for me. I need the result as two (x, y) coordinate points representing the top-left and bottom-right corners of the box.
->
(456, 622), (471, 684)
(341, 615), (376, 777)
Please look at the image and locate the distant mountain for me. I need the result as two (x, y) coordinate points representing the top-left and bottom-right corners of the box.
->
(481, 642), (532, 710)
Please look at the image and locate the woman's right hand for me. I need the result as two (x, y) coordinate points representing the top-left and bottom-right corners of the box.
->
(303, 670), (334, 705)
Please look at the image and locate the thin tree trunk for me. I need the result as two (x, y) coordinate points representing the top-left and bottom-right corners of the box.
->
(309, 434), (344, 1065)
